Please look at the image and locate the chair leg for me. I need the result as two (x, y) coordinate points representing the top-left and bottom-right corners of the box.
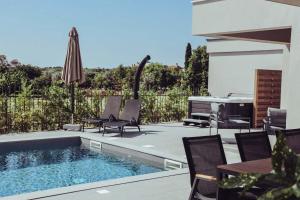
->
(137, 125), (140, 132)
(82, 122), (85, 132)
(217, 127), (219, 135)
(120, 126), (124, 137)
(188, 178), (200, 200)
(209, 126), (212, 136)
(102, 126), (105, 136)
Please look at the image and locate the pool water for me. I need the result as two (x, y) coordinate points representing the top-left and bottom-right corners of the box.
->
(0, 146), (162, 197)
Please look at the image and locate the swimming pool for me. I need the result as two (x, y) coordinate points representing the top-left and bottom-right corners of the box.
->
(0, 137), (163, 197)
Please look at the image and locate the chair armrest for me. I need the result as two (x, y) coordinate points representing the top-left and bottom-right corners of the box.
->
(262, 116), (271, 131)
(195, 174), (217, 182)
(263, 116), (270, 123)
(108, 114), (117, 122)
(262, 118), (267, 124)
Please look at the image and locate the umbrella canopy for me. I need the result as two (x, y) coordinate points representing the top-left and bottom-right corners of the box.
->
(62, 27), (85, 124)
(62, 27), (85, 85)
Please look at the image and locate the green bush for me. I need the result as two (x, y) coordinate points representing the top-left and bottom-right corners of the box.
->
(140, 90), (161, 123)
(4, 85), (192, 132)
(0, 95), (9, 132)
(73, 88), (93, 122)
(12, 82), (34, 132)
(41, 82), (70, 129)
(163, 88), (190, 121)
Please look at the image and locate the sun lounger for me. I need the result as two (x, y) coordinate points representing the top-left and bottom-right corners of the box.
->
(103, 99), (141, 137)
(82, 96), (122, 132)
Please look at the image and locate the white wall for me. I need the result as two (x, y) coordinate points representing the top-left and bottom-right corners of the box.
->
(192, 0), (297, 36)
(284, 22), (300, 128)
(280, 45), (290, 110)
(207, 39), (284, 97)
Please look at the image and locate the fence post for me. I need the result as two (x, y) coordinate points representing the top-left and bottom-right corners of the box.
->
(4, 96), (9, 133)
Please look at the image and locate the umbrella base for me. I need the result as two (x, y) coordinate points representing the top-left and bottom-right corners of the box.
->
(63, 124), (82, 131)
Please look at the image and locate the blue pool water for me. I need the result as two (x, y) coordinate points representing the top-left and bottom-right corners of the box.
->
(0, 146), (162, 197)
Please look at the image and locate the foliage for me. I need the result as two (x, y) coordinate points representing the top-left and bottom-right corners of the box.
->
(0, 85), (190, 132)
(31, 73), (52, 95)
(163, 88), (191, 121)
(73, 87), (93, 121)
(0, 55), (9, 72)
(124, 65), (137, 90)
(41, 82), (70, 129)
(0, 69), (24, 95)
(140, 90), (161, 123)
(185, 43), (192, 69)
(0, 45), (209, 95)
(141, 63), (183, 92)
(141, 63), (165, 91)
(0, 44), (209, 132)
(185, 45), (209, 95)
(12, 82), (34, 132)
(15, 64), (42, 80)
(80, 72), (95, 88)
(220, 132), (300, 200)
(0, 95), (7, 131)
(139, 88), (190, 123)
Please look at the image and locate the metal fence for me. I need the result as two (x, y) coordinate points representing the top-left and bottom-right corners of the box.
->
(0, 90), (189, 133)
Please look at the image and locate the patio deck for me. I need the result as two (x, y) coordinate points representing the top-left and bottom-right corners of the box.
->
(0, 123), (262, 200)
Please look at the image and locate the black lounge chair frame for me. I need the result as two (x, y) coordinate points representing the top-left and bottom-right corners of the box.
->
(82, 96), (122, 132)
(102, 99), (141, 137)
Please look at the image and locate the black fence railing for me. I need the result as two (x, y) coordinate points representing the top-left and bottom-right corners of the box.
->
(0, 90), (189, 133)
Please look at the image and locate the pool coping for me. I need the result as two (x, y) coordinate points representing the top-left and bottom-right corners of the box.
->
(0, 133), (189, 200)
(1, 169), (188, 200)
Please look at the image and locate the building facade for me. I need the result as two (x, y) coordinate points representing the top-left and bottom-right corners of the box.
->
(192, 0), (300, 128)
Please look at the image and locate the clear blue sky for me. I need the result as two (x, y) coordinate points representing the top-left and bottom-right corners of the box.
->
(0, 0), (206, 68)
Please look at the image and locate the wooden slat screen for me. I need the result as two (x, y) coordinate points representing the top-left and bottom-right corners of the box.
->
(254, 69), (282, 128)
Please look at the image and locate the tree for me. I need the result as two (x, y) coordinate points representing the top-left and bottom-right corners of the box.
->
(93, 72), (107, 89)
(80, 72), (95, 88)
(184, 43), (192, 69)
(31, 73), (53, 94)
(15, 64), (42, 80)
(0, 55), (9, 73)
(123, 65), (137, 90)
(141, 63), (164, 91)
(112, 65), (127, 90)
(187, 45), (209, 95)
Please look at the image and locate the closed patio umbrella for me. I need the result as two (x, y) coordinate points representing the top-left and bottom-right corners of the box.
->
(62, 27), (85, 124)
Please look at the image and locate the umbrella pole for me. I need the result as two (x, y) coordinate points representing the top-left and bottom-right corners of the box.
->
(70, 83), (75, 124)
